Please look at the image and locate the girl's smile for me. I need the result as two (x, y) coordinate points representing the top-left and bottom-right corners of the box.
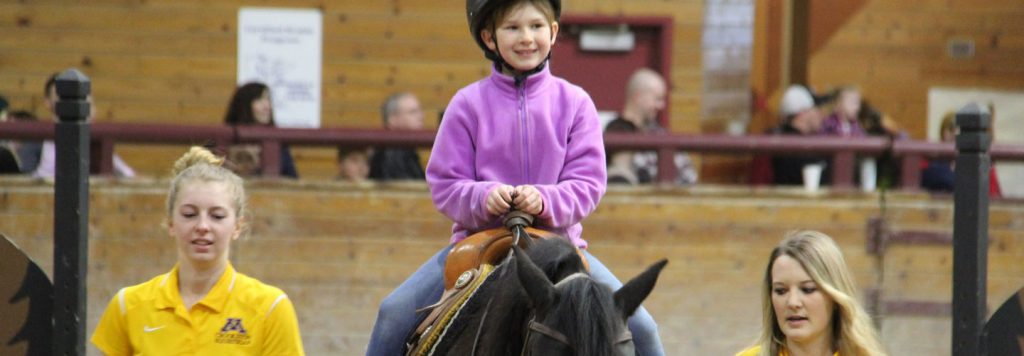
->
(482, 2), (559, 75)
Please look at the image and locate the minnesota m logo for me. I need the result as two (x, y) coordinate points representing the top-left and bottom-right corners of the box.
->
(220, 318), (247, 334)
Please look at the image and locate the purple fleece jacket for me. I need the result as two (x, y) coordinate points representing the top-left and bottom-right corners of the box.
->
(426, 64), (607, 248)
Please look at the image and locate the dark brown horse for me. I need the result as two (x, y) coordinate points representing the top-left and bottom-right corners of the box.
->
(426, 237), (667, 356)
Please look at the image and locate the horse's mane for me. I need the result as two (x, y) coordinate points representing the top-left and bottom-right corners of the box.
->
(432, 256), (529, 355)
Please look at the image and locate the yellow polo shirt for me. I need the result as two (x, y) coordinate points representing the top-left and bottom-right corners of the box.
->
(736, 345), (840, 356)
(91, 263), (304, 355)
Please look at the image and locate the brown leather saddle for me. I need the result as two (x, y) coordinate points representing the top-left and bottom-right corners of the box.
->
(406, 212), (584, 355)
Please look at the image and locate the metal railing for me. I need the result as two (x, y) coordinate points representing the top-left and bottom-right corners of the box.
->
(4, 120), (1024, 190)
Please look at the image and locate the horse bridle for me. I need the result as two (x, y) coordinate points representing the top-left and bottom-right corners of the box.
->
(519, 272), (634, 356)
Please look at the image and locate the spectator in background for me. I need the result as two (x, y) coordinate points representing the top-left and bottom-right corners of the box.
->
(34, 73), (135, 179)
(920, 112), (956, 193)
(0, 146), (17, 174)
(859, 100), (907, 188)
(819, 86), (866, 137)
(0, 95), (9, 122)
(337, 146), (371, 183)
(223, 82), (298, 179)
(0, 96), (10, 147)
(8, 110), (42, 173)
(771, 85), (829, 186)
(987, 102), (1003, 198)
(369, 92), (425, 181)
(607, 68), (697, 185)
(0, 97), (18, 173)
(859, 101), (905, 140)
(604, 118), (640, 184)
(922, 108), (1003, 197)
(618, 68), (666, 132)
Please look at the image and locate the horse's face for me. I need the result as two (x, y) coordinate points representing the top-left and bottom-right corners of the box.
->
(514, 245), (667, 356)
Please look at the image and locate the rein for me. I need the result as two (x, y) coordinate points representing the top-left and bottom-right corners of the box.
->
(470, 212), (529, 356)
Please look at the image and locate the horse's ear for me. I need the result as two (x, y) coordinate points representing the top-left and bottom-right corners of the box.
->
(514, 245), (556, 312)
(613, 259), (668, 320)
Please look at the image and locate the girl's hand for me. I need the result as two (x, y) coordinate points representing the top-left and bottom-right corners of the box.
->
(486, 184), (515, 216)
(512, 185), (544, 216)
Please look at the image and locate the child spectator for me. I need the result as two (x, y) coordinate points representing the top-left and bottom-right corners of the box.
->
(337, 146), (371, 183)
(819, 86), (866, 137)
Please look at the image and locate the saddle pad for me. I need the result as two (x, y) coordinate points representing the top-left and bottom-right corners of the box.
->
(411, 263), (497, 356)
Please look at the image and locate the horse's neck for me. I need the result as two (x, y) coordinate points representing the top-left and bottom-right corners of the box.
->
(481, 272), (532, 352)
(444, 265), (531, 355)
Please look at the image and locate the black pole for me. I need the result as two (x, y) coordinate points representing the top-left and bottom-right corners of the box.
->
(952, 103), (990, 356)
(52, 69), (91, 356)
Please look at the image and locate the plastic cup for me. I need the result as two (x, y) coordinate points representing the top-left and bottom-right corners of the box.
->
(860, 158), (877, 192)
(802, 163), (825, 192)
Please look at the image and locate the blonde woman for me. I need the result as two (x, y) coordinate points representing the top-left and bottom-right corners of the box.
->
(91, 147), (304, 355)
(737, 230), (886, 356)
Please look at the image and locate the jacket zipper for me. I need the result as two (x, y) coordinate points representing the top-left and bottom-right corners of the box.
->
(517, 79), (530, 181)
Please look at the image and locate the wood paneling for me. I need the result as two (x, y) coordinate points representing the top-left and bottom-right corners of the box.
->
(3, 180), (1023, 355)
(808, 0), (1024, 139)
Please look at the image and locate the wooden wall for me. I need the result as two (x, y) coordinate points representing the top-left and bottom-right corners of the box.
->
(808, 0), (1024, 138)
(3, 178), (1022, 355)
(5, 1), (1022, 178)
(0, 0), (704, 179)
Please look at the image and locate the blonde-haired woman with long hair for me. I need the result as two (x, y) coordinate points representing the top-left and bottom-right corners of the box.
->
(736, 230), (886, 356)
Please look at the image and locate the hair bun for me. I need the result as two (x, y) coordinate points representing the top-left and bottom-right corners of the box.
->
(171, 146), (224, 176)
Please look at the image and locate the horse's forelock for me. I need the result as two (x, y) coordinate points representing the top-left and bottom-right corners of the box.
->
(546, 278), (620, 356)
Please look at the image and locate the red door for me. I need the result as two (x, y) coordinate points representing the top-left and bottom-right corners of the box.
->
(550, 16), (673, 128)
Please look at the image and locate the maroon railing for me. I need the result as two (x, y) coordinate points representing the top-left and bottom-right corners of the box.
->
(4, 121), (1024, 190)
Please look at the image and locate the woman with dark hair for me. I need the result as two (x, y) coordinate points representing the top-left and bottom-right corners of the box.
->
(223, 82), (298, 178)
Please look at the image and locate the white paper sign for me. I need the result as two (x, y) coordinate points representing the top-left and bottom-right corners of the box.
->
(238, 7), (322, 128)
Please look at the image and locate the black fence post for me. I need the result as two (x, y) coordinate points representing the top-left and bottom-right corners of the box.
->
(52, 69), (91, 356)
(952, 103), (990, 356)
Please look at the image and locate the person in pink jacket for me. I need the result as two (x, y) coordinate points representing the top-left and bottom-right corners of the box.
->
(365, 0), (665, 355)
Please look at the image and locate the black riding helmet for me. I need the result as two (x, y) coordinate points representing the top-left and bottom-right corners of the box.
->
(466, 0), (561, 62)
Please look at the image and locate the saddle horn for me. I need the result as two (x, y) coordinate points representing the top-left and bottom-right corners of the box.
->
(504, 211), (535, 249)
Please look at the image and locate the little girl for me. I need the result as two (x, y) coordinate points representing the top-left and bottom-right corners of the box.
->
(366, 1), (665, 354)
